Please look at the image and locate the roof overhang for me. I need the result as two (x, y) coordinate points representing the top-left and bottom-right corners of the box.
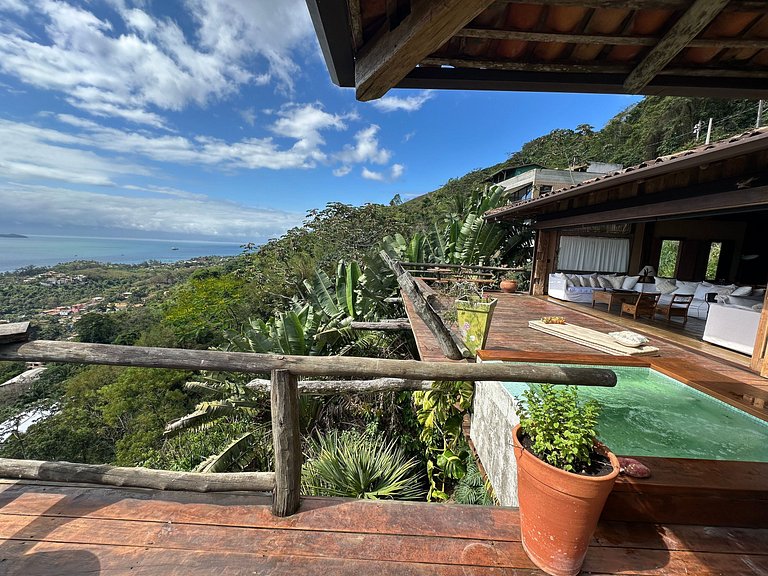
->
(306, 0), (768, 101)
(484, 128), (768, 226)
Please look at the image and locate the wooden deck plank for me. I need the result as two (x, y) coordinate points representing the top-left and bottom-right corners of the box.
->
(0, 481), (523, 541)
(0, 481), (766, 575)
(0, 514), (536, 569)
(0, 540), (532, 576)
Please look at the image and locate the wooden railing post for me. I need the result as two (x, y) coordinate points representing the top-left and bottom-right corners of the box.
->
(271, 369), (301, 516)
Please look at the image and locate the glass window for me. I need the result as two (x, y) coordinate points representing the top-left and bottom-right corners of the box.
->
(657, 239), (680, 277)
(706, 242), (722, 281)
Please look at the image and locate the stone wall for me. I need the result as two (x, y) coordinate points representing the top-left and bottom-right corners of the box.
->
(471, 380), (521, 506)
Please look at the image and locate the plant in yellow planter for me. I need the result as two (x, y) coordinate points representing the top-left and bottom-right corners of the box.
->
(445, 282), (497, 355)
(513, 384), (619, 576)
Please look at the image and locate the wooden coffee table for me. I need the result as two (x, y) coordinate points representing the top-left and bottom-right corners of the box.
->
(592, 289), (638, 311)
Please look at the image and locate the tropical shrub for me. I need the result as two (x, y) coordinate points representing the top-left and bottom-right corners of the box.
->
(413, 380), (474, 501)
(302, 429), (425, 500)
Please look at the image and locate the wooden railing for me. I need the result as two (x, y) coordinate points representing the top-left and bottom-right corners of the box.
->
(398, 261), (526, 286)
(0, 325), (616, 516)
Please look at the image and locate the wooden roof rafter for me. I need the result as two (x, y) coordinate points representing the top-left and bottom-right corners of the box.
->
(354, 0), (497, 101)
(623, 0), (730, 92)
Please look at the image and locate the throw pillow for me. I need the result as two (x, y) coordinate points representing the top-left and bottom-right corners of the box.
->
(712, 283), (736, 296)
(655, 278), (678, 294)
(753, 303), (764, 312)
(693, 281), (713, 301)
(597, 275), (613, 289)
(607, 275), (626, 290)
(621, 275), (640, 290)
(566, 274), (581, 287)
(753, 288), (766, 298)
(588, 275), (601, 288)
(731, 286), (753, 296)
(675, 280), (700, 296)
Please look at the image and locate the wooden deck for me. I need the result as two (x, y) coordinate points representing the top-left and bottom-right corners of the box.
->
(405, 292), (768, 416)
(1, 479), (767, 575)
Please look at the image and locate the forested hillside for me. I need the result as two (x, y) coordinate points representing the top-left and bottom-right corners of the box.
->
(404, 96), (762, 219)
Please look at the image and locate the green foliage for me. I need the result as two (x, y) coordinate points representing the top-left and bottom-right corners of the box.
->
(76, 312), (120, 343)
(452, 454), (497, 506)
(413, 380), (473, 501)
(302, 429), (425, 500)
(385, 185), (533, 269)
(706, 242), (722, 281)
(143, 418), (274, 472)
(0, 361), (26, 384)
(657, 240), (680, 278)
(1, 365), (194, 466)
(507, 97), (760, 169)
(163, 273), (248, 347)
(518, 385), (601, 472)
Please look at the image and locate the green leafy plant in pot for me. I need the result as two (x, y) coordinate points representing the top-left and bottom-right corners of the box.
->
(445, 282), (497, 355)
(513, 384), (619, 576)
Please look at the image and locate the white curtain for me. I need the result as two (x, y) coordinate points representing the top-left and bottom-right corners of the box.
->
(557, 236), (630, 272)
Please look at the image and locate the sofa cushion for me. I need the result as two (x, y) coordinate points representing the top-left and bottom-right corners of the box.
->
(731, 285), (753, 296)
(607, 275), (625, 290)
(693, 282), (714, 301)
(597, 275), (613, 289)
(622, 275), (640, 290)
(655, 278), (678, 294)
(675, 280), (700, 295)
(566, 273), (580, 287)
(753, 288), (766, 298)
(587, 275), (601, 288)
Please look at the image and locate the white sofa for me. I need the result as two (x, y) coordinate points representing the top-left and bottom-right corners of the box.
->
(548, 272), (764, 321)
(703, 302), (762, 355)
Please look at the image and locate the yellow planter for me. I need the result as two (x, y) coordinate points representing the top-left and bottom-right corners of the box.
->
(455, 298), (497, 355)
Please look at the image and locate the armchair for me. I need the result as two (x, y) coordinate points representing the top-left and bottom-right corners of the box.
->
(620, 292), (660, 320)
(655, 294), (694, 324)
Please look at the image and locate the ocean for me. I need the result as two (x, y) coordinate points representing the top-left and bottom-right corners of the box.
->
(0, 235), (245, 273)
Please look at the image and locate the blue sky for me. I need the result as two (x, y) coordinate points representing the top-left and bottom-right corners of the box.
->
(0, 0), (640, 243)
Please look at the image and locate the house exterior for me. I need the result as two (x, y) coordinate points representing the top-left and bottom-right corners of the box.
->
(488, 163), (621, 204)
(484, 128), (768, 375)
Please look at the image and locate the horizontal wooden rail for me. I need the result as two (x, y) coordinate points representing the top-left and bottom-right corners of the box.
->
(398, 262), (526, 273)
(0, 340), (617, 387)
(0, 458), (274, 493)
(246, 377), (434, 394)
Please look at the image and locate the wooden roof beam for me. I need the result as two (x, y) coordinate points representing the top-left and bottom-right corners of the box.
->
(496, 0), (764, 11)
(457, 28), (768, 50)
(355, 0), (496, 101)
(623, 0), (729, 93)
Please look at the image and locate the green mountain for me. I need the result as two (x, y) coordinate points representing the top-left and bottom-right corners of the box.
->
(402, 96), (762, 219)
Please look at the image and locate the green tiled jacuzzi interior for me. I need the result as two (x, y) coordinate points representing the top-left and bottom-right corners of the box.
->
(501, 363), (768, 462)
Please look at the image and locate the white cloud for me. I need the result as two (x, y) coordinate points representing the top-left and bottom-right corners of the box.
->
(338, 125), (391, 166)
(333, 166), (351, 177)
(361, 167), (385, 181)
(0, 0), (313, 125)
(0, 118), (148, 185)
(372, 91), (434, 113)
(270, 103), (348, 164)
(361, 163), (404, 182)
(0, 183), (302, 241)
(239, 107), (256, 126)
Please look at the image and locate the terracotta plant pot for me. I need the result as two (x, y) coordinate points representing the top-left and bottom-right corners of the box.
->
(512, 424), (619, 576)
(500, 279), (518, 293)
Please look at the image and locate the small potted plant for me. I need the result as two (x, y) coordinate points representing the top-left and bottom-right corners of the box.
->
(499, 271), (519, 293)
(445, 282), (497, 355)
(513, 384), (619, 576)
